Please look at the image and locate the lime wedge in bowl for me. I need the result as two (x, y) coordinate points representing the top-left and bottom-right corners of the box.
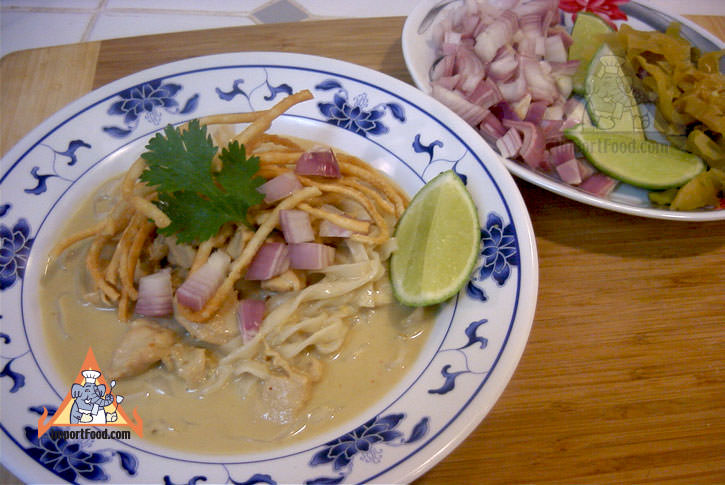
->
(390, 170), (480, 307)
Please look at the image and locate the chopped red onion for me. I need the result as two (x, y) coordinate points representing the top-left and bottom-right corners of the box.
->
(474, 10), (517, 63)
(279, 209), (314, 244)
(288, 243), (336, 271)
(488, 46), (519, 81)
(431, 54), (455, 81)
(245, 242), (290, 281)
(524, 100), (548, 124)
(237, 299), (265, 343)
(580, 173), (618, 197)
(455, 46), (487, 93)
(135, 268), (173, 317)
(432, 84), (489, 127)
(555, 159), (583, 185)
(257, 172), (302, 204)
(502, 119), (546, 169)
(176, 251), (231, 311)
(496, 127), (523, 159)
(479, 111), (508, 140)
(544, 34), (568, 63)
(466, 78), (504, 110)
(548, 142), (576, 167)
(295, 148), (341, 178)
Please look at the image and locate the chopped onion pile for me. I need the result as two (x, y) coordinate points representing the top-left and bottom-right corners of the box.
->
(431, 0), (618, 197)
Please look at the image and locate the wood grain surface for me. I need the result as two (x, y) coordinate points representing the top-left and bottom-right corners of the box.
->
(1, 14), (724, 485)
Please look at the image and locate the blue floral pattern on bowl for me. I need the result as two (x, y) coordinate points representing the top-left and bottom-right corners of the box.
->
(103, 80), (198, 137)
(0, 218), (34, 291)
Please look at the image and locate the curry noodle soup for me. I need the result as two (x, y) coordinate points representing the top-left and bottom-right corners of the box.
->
(40, 92), (435, 454)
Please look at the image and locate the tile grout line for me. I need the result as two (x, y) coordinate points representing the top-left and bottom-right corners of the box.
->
(80, 0), (106, 43)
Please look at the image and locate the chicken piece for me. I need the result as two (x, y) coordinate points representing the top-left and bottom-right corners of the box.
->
(161, 342), (210, 386)
(261, 269), (306, 292)
(161, 236), (196, 269)
(110, 319), (178, 378)
(260, 372), (311, 424)
(173, 296), (240, 345)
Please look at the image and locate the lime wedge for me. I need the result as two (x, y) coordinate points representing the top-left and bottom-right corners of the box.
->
(390, 170), (480, 307)
(569, 12), (613, 94)
(565, 128), (706, 190)
(584, 43), (645, 137)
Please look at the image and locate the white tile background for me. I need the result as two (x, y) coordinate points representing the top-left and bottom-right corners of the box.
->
(0, 0), (424, 58)
(3, 1), (722, 59)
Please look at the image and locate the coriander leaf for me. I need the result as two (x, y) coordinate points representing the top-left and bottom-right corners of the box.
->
(138, 120), (268, 244)
(140, 120), (218, 195)
(155, 191), (230, 244)
(216, 141), (266, 218)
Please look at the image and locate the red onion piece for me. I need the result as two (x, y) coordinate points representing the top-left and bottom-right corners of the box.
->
(318, 219), (353, 238)
(455, 46), (487, 93)
(580, 173), (618, 197)
(474, 10), (517, 63)
(544, 34), (568, 63)
(577, 159), (597, 181)
(288, 243), (336, 271)
(496, 127), (523, 158)
(176, 251), (231, 311)
(497, 67), (528, 102)
(295, 148), (341, 178)
(279, 209), (314, 244)
(549, 142), (576, 167)
(466, 78), (504, 110)
(479, 111), (507, 140)
(502, 119), (546, 169)
(135, 268), (173, 317)
(245, 242), (290, 281)
(432, 84), (489, 127)
(237, 299), (265, 343)
(257, 172), (302, 204)
(431, 54), (455, 81)
(555, 159), (583, 185)
(488, 46), (519, 81)
(524, 100), (548, 124)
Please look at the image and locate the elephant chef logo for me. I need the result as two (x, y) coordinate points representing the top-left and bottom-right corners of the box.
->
(36, 347), (143, 438)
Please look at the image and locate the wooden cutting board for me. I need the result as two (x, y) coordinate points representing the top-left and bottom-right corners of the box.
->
(2, 15), (724, 485)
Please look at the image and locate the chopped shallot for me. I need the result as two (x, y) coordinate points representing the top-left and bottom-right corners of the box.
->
(258, 172), (302, 203)
(245, 242), (290, 280)
(279, 209), (314, 244)
(237, 299), (265, 343)
(429, 0), (632, 191)
(176, 251), (231, 311)
(295, 148), (341, 178)
(288, 243), (336, 271)
(135, 268), (173, 317)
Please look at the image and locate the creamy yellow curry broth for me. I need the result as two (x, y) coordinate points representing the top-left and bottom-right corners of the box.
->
(40, 172), (433, 454)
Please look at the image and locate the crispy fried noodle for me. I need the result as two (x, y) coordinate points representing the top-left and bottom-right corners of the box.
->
(49, 90), (411, 421)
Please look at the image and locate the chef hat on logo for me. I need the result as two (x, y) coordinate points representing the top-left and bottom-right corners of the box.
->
(82, 370), (101, 384)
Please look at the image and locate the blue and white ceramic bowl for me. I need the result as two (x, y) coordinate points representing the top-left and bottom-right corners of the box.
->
(0, 52), (538, 483)
(402, 0), (725, 221)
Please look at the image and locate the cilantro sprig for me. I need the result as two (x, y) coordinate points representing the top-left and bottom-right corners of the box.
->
(140, 120), (266, 244)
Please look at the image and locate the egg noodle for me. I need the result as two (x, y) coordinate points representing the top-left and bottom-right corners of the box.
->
(48, 90), (417, 419)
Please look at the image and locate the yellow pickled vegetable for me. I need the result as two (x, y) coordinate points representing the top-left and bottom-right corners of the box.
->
(669, 168), (725, 211)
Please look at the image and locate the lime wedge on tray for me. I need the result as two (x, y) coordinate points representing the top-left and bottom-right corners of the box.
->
(565, 129), (706, 190)
(584, 43), (645, 137)
(390, 170), (480, 307)
(569, 12), (614, 94)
